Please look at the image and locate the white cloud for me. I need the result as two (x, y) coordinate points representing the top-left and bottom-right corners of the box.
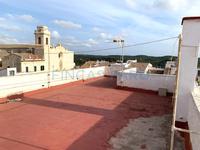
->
(0, 17), (5, 21)
(53, 20), (82, 29)
(62, 37), (99, 48)
(82, 43), (92, 47)
(153, 0), (188, 11)
(184, 1), (200, 16)
(62, 36), (83, 47)
(80, 40), (97, 47)
(125, 0), (136, 8)
(52, 30), (61, 39)
(99, 32), (112, 40)
(6, 13), (36, 22)
(124, 0), (197, 13)
(0, 35), (18, 44)
(0, 17), (22, 32)
(18, 15), (35, 22)
(0, 24), (22, 32)
(92, 27), (102, 32)
(87, 38), (98, 45)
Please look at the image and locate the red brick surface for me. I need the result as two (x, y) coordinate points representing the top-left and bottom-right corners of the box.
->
(0, 99), (8, 104)
(0, 77), (172, 150)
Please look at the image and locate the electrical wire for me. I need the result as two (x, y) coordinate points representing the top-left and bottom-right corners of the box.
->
(0, 35), (179, 90)
(76, 36), (178, 54)
(41, 36), (178, 55)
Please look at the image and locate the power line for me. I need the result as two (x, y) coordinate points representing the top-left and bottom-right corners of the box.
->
(43, 36), (178, 55)
(123, 36), (178, 48)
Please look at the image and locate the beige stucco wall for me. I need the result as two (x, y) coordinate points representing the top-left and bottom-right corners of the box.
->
(44, 45), (75, 72)
(21, 60), (46, 73)
(2, 44), (75, 73)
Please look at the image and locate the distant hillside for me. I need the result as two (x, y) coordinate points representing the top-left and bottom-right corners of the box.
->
(74, 54), (178, 68)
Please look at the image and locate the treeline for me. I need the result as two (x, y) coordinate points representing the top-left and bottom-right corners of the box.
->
(74, 54), (179, 68)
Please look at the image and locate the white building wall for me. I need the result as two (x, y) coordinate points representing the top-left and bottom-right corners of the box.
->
(117, 72), (176, 93)
(144, 64), (152, 74)
(49, 67), (105, 87)
(189, 90), (200, 150)
(21, 61), (46, 73)
(0, 66), (105, 98)
(105, 64), (126, 77)
(177, 19), (200, 121)
(0, 68), (16, 76)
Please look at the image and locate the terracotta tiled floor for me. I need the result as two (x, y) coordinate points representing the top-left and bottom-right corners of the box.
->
(0, 77), (172, 150)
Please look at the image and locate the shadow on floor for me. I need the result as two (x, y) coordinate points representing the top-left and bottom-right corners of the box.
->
(20, 90), (172, 150)
(84, 77), (118, 89)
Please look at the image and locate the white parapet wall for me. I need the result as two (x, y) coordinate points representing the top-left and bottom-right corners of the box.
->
(189, 90), (200, 150)
(105, 65), (126, 77)
(117, 71), (176, 93)
(49, 67), (105, 87)
(0, 66), (105, 98)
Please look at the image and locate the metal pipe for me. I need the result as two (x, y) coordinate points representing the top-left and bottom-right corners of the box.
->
(121, 40), (124, 73)
(174, 126), (200, 135)
(170, 34), (182, 150)
(47, 46), (50, 88)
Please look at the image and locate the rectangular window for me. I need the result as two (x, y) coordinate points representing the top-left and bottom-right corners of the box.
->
(38, 37), (41, 44)
(26, 67), (29, 72)
(9, 70), (15, 76)
(34, 66), (37, 72)
(41, 65), (45, 71)
(46, 38), (48, 45)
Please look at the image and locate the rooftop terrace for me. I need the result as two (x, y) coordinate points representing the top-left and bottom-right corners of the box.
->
(0, 77), (184, 150)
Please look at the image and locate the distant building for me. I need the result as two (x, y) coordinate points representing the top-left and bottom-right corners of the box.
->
(0, 26), (75, 73)
(164, 61), (177, 75)
(128, 62), (152, 74)
(0, 50), (9, 68)
(0, 67), (16, 77)
(148, 67), (164, 74)
(106, 60), (152, 76)
(81, 60), (110, 68)
(126, 60), (137, 64)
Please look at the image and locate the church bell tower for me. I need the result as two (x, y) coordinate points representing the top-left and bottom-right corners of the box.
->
(34, 26), (50, 46)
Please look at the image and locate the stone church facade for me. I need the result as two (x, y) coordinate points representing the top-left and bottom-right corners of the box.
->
(0, 26), (75, 73)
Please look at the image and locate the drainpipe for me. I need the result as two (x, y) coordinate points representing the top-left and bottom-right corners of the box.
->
(47, 46), (50, 88)
(170, 34), (182, 150)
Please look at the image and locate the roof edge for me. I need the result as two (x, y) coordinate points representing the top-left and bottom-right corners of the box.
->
(181, 16), (200, 25)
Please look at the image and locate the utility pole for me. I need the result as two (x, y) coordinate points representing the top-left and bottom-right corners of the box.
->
(113, 38), (125, 72)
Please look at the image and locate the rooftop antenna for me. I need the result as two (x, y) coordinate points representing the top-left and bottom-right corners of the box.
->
(113, 37), (125, 65)
(113, 37), (125, 85)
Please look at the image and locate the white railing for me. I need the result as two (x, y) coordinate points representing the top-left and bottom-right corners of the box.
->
(117, 71), (176, 93)
(0, 67), (105, 98)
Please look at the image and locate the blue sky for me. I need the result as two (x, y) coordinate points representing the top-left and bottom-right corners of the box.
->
(0, 0), (200, 56)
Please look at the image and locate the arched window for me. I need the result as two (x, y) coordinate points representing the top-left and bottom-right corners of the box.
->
(58, 52), (63, 58)
(38, 37), (41, 44)
(46, 38), (48, 45)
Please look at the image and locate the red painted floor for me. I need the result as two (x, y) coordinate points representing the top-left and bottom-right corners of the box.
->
(0, 77), (172, 150)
